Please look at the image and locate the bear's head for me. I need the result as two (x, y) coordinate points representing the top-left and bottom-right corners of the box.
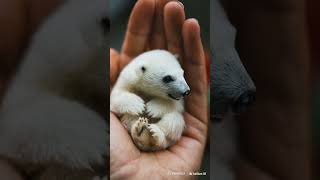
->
(126, 50), (190, 101)
(44, 0), (109, 51)
(211, 0), (256, 121)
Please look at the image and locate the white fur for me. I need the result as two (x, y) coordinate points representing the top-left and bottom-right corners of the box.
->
(0, 0), (108, 178)
(110, 50), (188, 151)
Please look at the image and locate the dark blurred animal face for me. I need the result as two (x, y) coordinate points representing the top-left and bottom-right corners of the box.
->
(211, 50), (256, 121)
(211, 0), (256, 121)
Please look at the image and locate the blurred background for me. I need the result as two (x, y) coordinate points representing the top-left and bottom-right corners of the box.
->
(307, 0), (320, 178)
(109, 0), (210, 179)
(0, 0), (318, 179)
(224, 0), (317, 178)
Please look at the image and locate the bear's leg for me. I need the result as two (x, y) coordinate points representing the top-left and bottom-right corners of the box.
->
(130, 112), (185, 151)
(148, 112), (185, 149)
(120, 114), (140, 131)
(130, 117), (167, 151)
(145, 99), (178, 118)
(110, 90), (145, 116)
(129, 112), (185, 151)
(130, 117), (154, 151)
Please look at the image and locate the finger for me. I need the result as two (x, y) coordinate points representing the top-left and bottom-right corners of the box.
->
(164, 1), (185, 55)
(149, 0), (174, 49)
(110, 48), (120, 87)
(182, 18), (208, 123)
(170, 113), (207, 171)
(121, 0), (156, 67)
(183, 112), (207, 145)
(110, 113), (140, 175)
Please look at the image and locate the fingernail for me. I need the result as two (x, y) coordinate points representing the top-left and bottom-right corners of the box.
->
(190, 18), (199, 25)
(190, 18), (200, 33)
(177, 1), (184, 9)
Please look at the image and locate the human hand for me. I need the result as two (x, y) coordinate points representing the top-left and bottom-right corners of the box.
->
(110, 0), (208, 179)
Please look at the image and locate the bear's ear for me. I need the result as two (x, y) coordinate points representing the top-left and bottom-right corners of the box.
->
(174, 54), (180, 59)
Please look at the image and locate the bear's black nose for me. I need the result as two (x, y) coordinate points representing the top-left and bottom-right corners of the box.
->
(182, 90), (190, 97)
(233, 90), (256, 113)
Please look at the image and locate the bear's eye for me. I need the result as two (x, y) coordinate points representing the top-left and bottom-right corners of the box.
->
(100, 17), (110, 34)
(162, 75), (175, 83)
(141, 66), (146, 72)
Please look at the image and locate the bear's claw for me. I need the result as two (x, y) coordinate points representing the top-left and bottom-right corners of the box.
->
(134, 117), (149, 136)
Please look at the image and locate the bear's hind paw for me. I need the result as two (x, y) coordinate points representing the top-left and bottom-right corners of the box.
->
(132, 117), (149, 137)
(147, 124), (166, 148)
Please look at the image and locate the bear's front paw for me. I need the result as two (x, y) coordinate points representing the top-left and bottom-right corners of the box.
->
(119, 95), (145, 115)
(147, 124), (166, 147)
(146, 99), (170, 118)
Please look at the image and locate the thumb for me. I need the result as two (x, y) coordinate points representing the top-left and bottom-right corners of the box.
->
(110, 113), (140, 174)
(110, 48), (120, 86)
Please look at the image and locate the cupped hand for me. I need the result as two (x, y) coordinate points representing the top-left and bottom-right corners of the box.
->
(110, 0), (208, 179)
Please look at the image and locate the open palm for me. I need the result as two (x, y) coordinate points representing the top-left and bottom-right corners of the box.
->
(110, 0), (208, 179)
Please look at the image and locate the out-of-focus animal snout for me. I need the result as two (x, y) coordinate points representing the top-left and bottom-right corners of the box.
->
(211, 0), (256, 122)
(232, 89), (256, 113)
(211, 49), (256, 121)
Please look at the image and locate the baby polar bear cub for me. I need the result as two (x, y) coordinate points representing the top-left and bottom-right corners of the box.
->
(111, 50), (190, 151)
